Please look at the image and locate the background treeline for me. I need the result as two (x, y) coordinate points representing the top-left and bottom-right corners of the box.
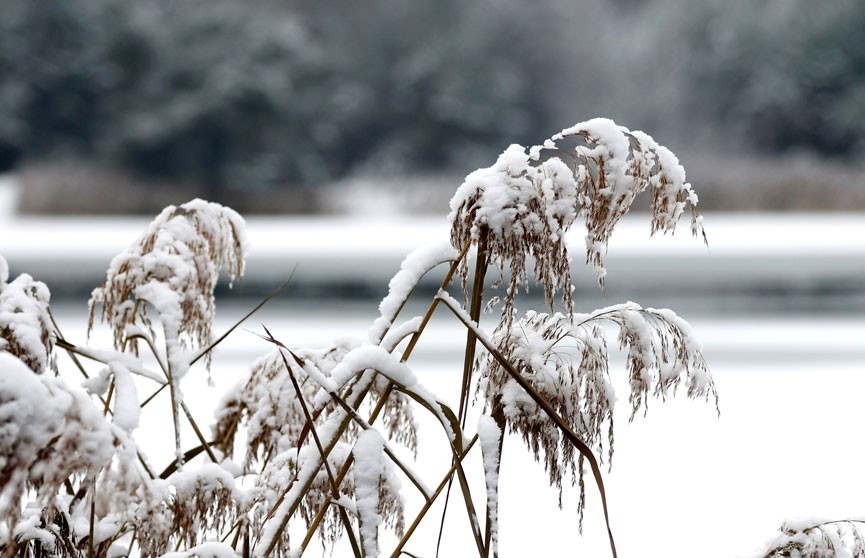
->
(1, 0), (863, 210)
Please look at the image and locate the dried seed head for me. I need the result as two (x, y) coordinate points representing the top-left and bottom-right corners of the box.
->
(449, 146), (578, 326)
(0, 353), (115, 527)
(449, 118), (704, 325)
(0, 256), (55, 374)
(548, 120), (704, 288)
(168, 464), (245, 549)
(480, 302), (716, 525)
(88, 199), (247, 368)
(214, 339), (417, 472)
(479, 312), (614, 510)
(762, 520), (865, 558)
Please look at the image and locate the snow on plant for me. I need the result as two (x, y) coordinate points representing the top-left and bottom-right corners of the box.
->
(477, 415), (502, 557)
(758, 519), (865, 558)
(0, 352), (115, 535)
(444, 118), (712, 554)
(1, 118), (720, 558)
(87, 198), (247, 462)
(168, 463), (247, 550)
(211, 342), (412, 554)
(88, 198), (247, 365)
(449, 117), (704, 325)
(0, 254), (55, 374)
(214, 341), (417, 469)
(477, 303), (717, 526)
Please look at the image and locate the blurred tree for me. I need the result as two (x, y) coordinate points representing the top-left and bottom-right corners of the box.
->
(0, 0), (566, 196)
(680, 0), (865, 158)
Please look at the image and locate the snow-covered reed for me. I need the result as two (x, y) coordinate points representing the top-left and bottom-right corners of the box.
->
(0, 119), (723, 558)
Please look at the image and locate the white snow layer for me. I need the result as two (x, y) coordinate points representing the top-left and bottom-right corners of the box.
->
(0, 255), (53, 374)
(0, 352), (114, 516)
(369, 240), (457, 343)
(477, 414), (502, 556)
(353, 429), (386, 558)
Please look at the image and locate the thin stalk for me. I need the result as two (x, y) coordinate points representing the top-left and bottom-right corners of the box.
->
(127, 531), (137, 557)
(273, 343), (363, 558)
(230, 520), (242, 549)
(390, 435), (478, 558)
(181, 402), (218, 463)
(49, 310), (90, 379)
(88, 475), (96, 558)
(295, 246), (469, 556)
(190, 268), (297, 367)
(102, 382), (115, 416)
(453, 448), (487, 558)
(437, 292), (618, 558)
(225, 518), (243, 546)
(140, 383), (167, 409)
(438, 230), (488, 558)
(458, 228), (489, 427)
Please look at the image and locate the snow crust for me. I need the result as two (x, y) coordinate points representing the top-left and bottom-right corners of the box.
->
(477, 414), (502, 556)
(369, 240), (457, 343)
(0, 256), (53, 374)
(0, 352), (115, 517)
(353, 429), (386, 557)
(311, 344), (454, 442)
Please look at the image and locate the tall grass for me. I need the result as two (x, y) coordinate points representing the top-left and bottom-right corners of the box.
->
(0, 119), (720, 558)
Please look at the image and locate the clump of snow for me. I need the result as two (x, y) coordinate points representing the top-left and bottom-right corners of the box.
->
(0, 255), (54, 374)
(316, 343), (455, 444)
(380, 315), (424, 354)
(477, 415), (502, 556)
(369, 240), (457, 343)
(353, 429), (386, 558)
(104, 360), (141, 433)
(0, 352), (115, 525)
(760, 519), (865, 558)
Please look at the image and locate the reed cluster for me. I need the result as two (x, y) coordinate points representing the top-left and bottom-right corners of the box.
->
(0, 119), (720, 558)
